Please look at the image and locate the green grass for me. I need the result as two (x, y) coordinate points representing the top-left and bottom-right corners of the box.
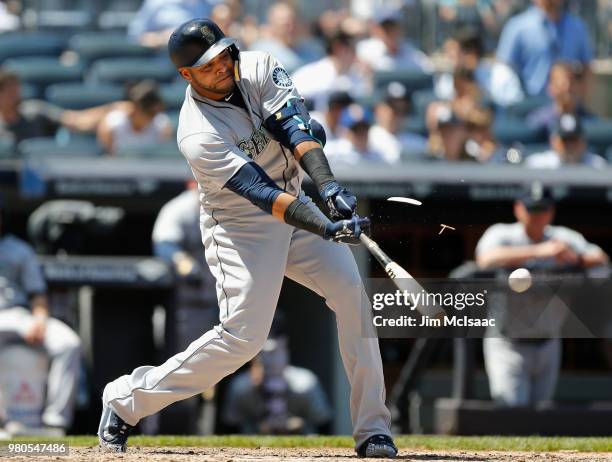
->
(6, 435), (612, 452)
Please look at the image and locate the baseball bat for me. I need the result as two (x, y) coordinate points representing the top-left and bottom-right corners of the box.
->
(360, 234), (444, 319)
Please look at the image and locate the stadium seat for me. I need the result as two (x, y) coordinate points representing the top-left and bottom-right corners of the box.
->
(493, 118), (548, 145)
(22, 1), (95, 31)
(69, 32), (155, 65)
(502, 94), (551, 118)
(373, 70), (433, 95)
(88, 58), (176, 85)
(55, 128), (99, 147)
(18, 137), (104, 159)
(583, 119), (612, 156)
(97, 0), (141, 30)
(115, 142), (182, 159)
(0, 138), (17, 159)
(400, 148), (430, 163)
(0, 32), (66, 63)
(45, 83), (124, 109)
(353, 95), (376, 111)
(411, 89), (438, 118)
(3, 58), (84, 98)
(160, 81), (188, 111)
(20, 83), (37, 101)
(402, 116), (428, 137)
(517, 143), (551, 158)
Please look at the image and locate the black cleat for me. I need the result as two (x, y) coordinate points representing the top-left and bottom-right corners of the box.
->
(98, 403), (134, 453)
(357, 434), (398, 458)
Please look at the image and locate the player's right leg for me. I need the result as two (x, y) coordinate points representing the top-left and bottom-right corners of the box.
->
(99, 211), (292, 452)
(285, 226), (396, 458)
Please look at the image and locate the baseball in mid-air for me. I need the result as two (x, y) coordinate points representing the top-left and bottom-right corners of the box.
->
(508, 268), (532, 293)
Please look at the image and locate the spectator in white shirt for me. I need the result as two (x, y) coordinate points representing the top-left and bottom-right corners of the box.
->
(370, 81), (428, 161)
(292, 31), (370, 112)
(0, 0), (19, 32)
(356, 9), (433, 73)
(97, 80), (172, 155)
(526, 114), (606, 169)
(326, 104), (396, 165)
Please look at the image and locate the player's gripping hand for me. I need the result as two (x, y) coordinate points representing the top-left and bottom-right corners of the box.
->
(321, 182), (357, 219)
(324, 215), (370, 245)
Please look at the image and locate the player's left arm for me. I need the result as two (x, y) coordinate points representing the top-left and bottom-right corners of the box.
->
(225, 162), (368, 244)
(257, 53), (358, 220)
(579, 242), (609, 268)
(562, 228), (609, 268)
(264, 98), (358, 220)
(581, 249), (609, 268)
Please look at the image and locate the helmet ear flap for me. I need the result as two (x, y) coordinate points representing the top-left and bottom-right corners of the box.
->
(228, 44), (240, 61)
(229, 44), (240, 80)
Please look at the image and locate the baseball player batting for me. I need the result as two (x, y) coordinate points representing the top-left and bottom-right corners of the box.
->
(98, 18), (397, 458)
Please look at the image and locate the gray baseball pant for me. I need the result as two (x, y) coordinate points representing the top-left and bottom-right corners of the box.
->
(103, 204), (391, 447)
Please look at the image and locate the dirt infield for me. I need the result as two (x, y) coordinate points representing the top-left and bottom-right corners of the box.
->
(8, 447), (612, 462)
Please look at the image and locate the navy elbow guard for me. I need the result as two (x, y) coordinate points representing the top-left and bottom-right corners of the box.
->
(225, 162), (283, 214)
(264, 98), (326, 151)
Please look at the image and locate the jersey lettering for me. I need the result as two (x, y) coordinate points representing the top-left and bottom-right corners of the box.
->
(237, 126), (270, 160)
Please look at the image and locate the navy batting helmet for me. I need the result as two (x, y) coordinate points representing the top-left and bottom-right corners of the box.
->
(168, 18), (239, 69)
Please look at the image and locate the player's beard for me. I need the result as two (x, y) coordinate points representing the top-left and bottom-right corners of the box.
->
(192, 77), (235, 100)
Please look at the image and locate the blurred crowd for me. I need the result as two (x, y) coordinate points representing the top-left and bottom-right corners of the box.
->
(0, 0), (609, 166)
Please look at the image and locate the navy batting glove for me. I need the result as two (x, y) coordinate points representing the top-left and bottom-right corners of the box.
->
(321, 182), (357, 220)
(325, 215), (370, 245)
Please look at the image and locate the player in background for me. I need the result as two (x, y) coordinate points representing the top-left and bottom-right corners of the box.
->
(476, 184), (609, 406)
(0, 199), (81, 434)
(98, 18), (397, 458)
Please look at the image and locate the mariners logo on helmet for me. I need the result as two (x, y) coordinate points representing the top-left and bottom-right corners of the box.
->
(272, 67), (293, 88)
(200, 26), (216, 44)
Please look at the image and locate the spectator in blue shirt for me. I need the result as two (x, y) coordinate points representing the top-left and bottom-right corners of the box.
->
(128, 0), (218, 49)
(496, 0), (593, 97)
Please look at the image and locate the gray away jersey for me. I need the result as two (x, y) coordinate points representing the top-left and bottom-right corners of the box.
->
(177, 51), (304, 212)
(0, 235), (46, 310)
(476, 223), (602, 337)
(476, 222), (602, 270)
